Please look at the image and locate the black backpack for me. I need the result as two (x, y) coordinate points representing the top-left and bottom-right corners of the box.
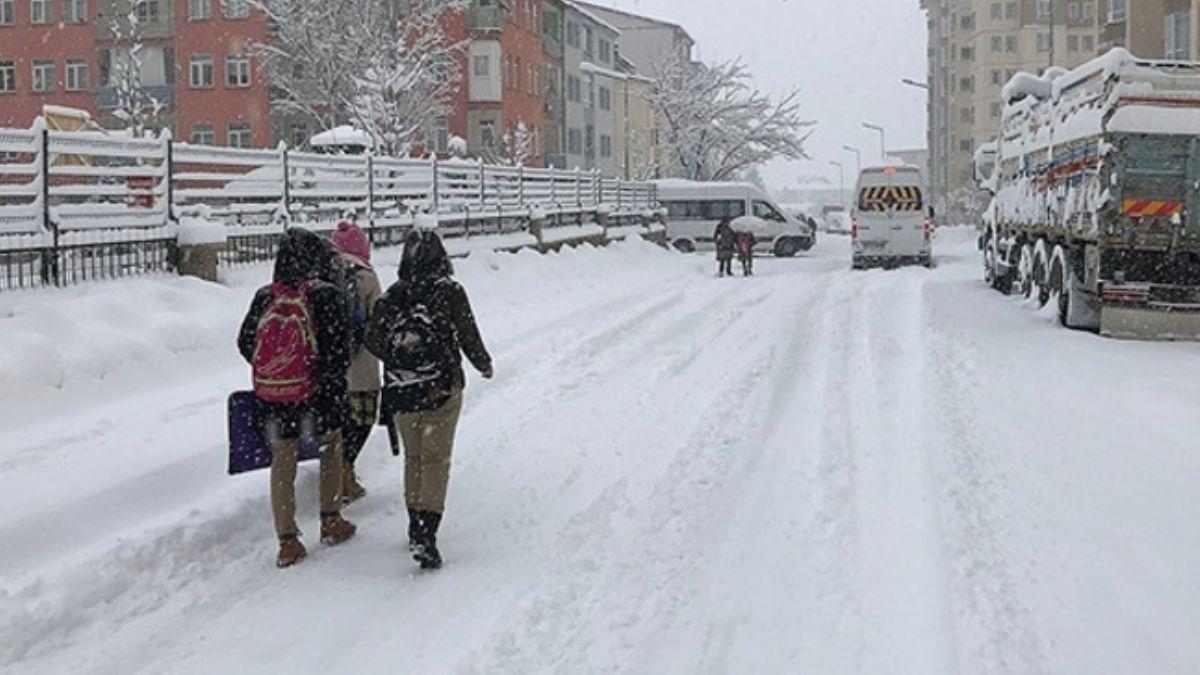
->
(331, 257), (367, 354)
(382, 283), (457, 406)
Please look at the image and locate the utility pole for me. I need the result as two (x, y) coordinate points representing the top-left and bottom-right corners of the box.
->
(830, 160), (845, 209)
(1048, 0), (1055, 70)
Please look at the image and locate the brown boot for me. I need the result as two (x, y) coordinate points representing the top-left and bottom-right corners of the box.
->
(342, 465), (367, 506)
(276, 536), (307, 569)
(320, 512), (357, 546)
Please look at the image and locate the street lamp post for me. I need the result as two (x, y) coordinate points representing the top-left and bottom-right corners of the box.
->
(842, 145), (861, 176)
(901, 78), (930, 91)
(830, 160), (845, 209)
(863, 122), (887, 161)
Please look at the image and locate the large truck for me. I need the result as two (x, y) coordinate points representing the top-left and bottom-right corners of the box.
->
(975, 49), (1200, 339)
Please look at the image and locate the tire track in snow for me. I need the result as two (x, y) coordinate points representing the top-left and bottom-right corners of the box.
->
(461, 274), (822, 674)
(921, 285), (1047, 674)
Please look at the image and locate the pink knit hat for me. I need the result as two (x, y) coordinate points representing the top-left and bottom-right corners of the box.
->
(332, 220), (371, 263)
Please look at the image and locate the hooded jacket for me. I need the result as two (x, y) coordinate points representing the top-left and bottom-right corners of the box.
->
(366, 230), (492, 415)
(237, 229), (353, 437)
(340, 252), (383, 393)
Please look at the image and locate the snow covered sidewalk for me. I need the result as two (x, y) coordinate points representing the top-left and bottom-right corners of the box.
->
(2, 231), (1199, 674)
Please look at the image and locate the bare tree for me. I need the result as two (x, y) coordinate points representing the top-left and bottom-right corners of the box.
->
(650, 54), (814, 181)
(107, 7), (165, 137)
(252, 0), (465, 155)
(487, 119), (537, 167)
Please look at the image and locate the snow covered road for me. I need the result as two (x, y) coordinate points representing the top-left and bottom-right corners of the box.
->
(2, 231), (1199, 674)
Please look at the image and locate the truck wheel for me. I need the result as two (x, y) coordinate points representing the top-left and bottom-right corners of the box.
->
(774, 238), (799, 258)
(984, 241), (998, 287)
(1052, 246), (1100, 331)
(1033, 240), (1051, 308)
(673, 239), (695, 254)
(1017, 245), (1035, 299)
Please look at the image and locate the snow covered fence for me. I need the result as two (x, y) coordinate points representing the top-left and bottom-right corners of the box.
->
(0, 119), (659, 290)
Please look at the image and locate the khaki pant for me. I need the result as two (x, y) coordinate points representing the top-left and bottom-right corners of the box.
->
(270, 431), (345, 539)
(395, 389), (464, 513)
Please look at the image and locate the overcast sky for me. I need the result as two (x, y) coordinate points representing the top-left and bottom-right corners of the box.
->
(591, 0), (929, 191)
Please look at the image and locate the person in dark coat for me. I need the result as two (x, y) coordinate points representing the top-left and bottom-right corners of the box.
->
(237, 228), (357, 568)
(713, 219), (736, 277)
(365, 229), (493, 570)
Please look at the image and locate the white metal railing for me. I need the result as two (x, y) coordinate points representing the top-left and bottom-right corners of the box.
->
(0, 121), (656, 241)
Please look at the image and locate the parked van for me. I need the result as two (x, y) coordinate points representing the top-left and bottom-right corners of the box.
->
(655, 179), (815, 257)
(851, 164), (934, 268)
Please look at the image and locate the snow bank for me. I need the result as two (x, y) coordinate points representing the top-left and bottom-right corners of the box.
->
(176, 216), (228, 246)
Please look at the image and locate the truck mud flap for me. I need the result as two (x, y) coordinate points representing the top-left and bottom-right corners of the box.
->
(1100, 306), (1200, 341)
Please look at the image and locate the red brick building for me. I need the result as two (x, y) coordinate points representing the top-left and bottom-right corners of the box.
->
(0, 0), (270, 147)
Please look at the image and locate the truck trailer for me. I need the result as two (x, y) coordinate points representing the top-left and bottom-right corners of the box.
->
(976, 49), (1200, 339)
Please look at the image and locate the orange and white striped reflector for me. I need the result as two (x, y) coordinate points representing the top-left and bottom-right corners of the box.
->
(1123, 199), (1183, 218)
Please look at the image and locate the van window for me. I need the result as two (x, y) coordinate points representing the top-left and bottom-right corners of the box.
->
(665, 200), (746, 219)
(752, 200), (786, 222)
(858, 186), (923, 212)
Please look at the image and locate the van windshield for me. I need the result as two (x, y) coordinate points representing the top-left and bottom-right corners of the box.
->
(752, 200), (786, 222)
(858, 185), (923, 213)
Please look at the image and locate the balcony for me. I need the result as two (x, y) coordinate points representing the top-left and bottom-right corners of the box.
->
(469, 5), (503, 30)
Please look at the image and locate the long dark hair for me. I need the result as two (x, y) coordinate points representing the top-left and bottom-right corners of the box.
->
(399, 229), (454, 287)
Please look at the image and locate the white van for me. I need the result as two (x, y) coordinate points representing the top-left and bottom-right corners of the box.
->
(655, 179), (815, 257)
(851, 165), (934, 268)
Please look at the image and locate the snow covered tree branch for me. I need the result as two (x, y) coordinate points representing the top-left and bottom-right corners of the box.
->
(649, 54), (814, 181)
(251, 0), (466, 155)
(107, 8), (164, 137)
(486, 120), (536, 167)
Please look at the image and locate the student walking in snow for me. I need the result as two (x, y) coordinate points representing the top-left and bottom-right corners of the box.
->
(237, 228), (358, 569)
(329, 221), (383, 504)
(365, 229), (493, 570)
(713, 218), (736, 277)
(737, 230), (757, 277)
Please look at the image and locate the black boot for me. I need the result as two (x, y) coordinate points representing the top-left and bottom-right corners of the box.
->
(407, 509), (422, 553)
(412, 511), (443, 570)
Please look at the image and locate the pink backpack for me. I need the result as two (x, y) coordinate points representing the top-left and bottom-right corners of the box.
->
(253, 281), (319, 403)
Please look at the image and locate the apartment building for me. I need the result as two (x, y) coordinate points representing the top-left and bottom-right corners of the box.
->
(560, 1), (618, 174)
(1101, 0), (1199, 59)
(574, 0), (693, 75)
(0, 0), (271, 146)
(461, 0), (547, 164)
(922, 0), (1100, 219)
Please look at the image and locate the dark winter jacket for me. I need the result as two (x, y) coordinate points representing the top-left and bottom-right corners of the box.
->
(237, 229), (353, 438)
(714, 220), (736, 257)
(366, 230), (492, 416)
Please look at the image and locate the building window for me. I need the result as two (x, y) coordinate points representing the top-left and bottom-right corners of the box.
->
(228, 122), (251, 148)
(226, 54), (250, 87)
(222, 0), (247, 19)
(991, 35), (1002, 52)
(31, 60), (54, 92)
(991, 69), (1002, 86)
(1068, 2), (1080, 21)
(567, 127), (581, 154)
(1068, 35), (1079, 52)
(473, 54), (489, 77)
(190, 123), (215, 145)
(189, 54), (213, 88)
(566, 21), (579, 48)
(1083, 35), (1095, 52)
(1036, 0), (1049, 19)
(0, 0), (11, 24)
(1005, 2), (1016, 19)
(0, 61), (15, 92)
(991, 101), (1002, 118)
(1036, 33), (1051, 52)
(598, 85), (610, 111)
(584, 26), (593, 56)
(599, 39), (611, 64)
(65, 59), (88, 91)
(1108, 0), (1125, 24)
(188, 0), (210, 20)
(566, 74), (580, 102)
(30, 0), (51, 23)
(599, 134), (611, 158)
(1165, 11), (1191, 60)
(64, 0), (85, 23)
(479, 119), (495, 149)
(1005, 35), (1017, 52)
(134, 0), (159, 24)
(990, 2), (1001, 19)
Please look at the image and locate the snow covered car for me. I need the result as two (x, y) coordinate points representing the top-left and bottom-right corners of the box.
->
(655, 179), (814, 257)
(851, 164), (933, 269)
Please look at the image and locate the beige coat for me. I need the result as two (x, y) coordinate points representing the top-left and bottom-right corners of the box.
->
(343, 254), (383, 393)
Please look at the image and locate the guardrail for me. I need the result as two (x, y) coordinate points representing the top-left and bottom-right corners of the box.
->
(0, 119), (659, 290)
